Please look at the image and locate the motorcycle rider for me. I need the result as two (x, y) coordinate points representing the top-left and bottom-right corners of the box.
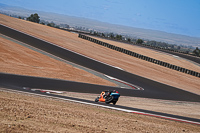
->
(97, 90), (120, 104)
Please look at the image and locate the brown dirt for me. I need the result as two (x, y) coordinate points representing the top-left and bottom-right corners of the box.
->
(0, 35), (116, 86)
(1, 90), (199, 133)
(0, 14), (199, 95)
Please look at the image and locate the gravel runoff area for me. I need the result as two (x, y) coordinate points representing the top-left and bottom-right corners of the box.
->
(1, 89), (200, 133)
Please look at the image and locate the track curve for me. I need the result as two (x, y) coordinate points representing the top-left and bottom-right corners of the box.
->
(0, 24), (200, 102)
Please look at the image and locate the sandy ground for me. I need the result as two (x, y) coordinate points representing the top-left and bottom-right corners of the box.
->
(0, 14), (199, 95)
(1, 90), (200, 133)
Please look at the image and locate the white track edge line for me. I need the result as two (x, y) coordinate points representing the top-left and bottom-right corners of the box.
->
(1, 88), (199, 125)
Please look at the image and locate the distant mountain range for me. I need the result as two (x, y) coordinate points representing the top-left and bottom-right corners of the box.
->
(0, 3), (200, 47)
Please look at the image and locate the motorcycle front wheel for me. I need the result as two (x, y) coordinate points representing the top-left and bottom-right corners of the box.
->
(95, 97), (99, 102)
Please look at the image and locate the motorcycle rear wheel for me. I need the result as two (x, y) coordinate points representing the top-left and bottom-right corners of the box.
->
(105, 96), (114, 104)
(113, 101), (117, 105)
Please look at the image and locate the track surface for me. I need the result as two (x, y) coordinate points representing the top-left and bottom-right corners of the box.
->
(0, 24), (200, 102)
(0, 72), (200, 102)
(1, 86), (200, 125)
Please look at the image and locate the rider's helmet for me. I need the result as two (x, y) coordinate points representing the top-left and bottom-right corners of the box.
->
(113, 90), (119, 93)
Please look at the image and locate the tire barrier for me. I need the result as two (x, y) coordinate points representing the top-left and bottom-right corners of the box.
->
(72, 28), (200, 62)
(1, 24), (200, 102)
(79, 34), (200, 78)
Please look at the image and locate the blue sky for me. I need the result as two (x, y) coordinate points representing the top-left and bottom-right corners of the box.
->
(1, 0), (200, 37)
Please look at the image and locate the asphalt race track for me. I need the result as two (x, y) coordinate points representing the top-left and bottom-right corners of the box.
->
(0, 24), (200, 102)
(0, 73), (131, 95)
(1, 87), (200, 125)
(1, 72), (200, 102)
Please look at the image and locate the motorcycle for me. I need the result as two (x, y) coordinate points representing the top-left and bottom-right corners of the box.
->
(95, 90), (120, 105)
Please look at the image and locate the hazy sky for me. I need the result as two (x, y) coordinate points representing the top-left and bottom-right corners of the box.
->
(1, 0), (200, 37)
